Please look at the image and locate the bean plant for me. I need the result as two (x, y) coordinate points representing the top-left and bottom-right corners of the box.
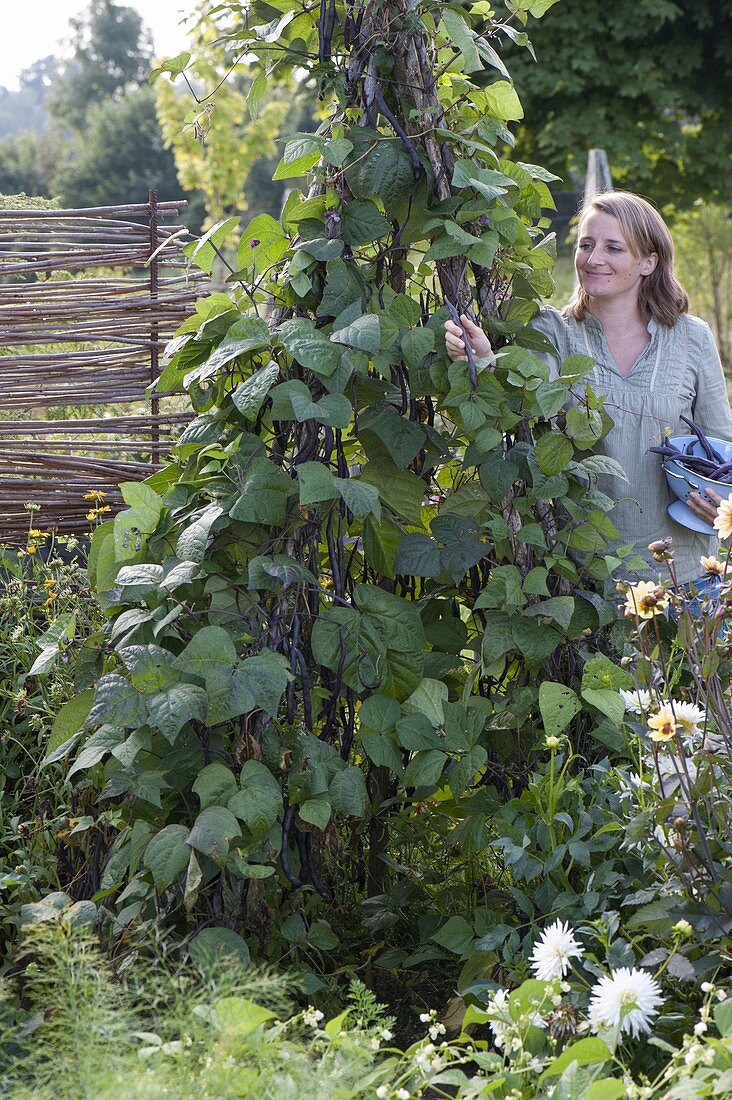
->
(52, 0), (639, 964)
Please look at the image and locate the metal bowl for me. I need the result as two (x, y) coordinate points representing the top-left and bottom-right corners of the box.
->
(663, 434), (732, 534)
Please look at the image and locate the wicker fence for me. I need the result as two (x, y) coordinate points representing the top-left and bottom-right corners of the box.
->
(0, 192), (207, 542)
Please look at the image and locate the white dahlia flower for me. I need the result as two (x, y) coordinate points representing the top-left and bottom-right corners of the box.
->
(529, 920), (584, 981)
(588, 968), (663, 1039)
(619, 688), (654, 715)
(671, 700), (706, 737)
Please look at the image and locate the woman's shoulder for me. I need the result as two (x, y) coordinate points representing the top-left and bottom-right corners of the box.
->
(665, 312), (711, 338)
(683, 313), (714, 339)
(664, 313), (716, 355)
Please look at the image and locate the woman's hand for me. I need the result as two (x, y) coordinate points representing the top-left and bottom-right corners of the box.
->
(687, 486), (724, 527)
(444, 314), (493, 363)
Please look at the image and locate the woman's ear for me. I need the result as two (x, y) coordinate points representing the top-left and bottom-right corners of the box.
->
(641, 252), (659, 276)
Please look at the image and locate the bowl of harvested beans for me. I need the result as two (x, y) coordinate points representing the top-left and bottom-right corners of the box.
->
(650, 416), (732, 534)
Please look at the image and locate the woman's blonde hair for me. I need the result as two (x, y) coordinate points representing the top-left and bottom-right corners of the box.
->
(564, 190), (689, 326)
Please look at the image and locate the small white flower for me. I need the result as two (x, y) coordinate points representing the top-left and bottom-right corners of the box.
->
(376, 1088), (388, 1098)
(396, 1091), (410, 1100)
(620, 688), (653, 715)
(529, 919), (583, 980)
(428, 1022), (446, 1040)
(588, 968), (664, 1039)
(684, 1044), (701, 1065)
(370, 1037), (381, 1050)
(703, 1048), (716, 1065)
(701, 981), (714, 993)
(302, 1006), (324, 1028)
(419, 1012), (432, 1023)
(430, 1055), (445, 1071)
(381, 1028), (393, 1041)
(718, 990), (728, 1001)
(694, 1021), (707, 1035)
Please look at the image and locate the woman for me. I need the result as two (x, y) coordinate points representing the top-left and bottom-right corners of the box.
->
(444, 190), (732, 589)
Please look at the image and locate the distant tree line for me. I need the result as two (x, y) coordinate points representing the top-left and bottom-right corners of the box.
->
(1, 0), (728, 225)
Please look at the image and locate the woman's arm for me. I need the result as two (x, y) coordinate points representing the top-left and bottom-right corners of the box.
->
(684, 321), (732, 526)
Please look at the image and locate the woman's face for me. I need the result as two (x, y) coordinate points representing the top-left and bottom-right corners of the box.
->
(575, 210), (657, 306)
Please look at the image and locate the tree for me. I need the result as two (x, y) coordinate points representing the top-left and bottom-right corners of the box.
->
(0, 57), (59, 139)
(48, 0), (154, 132)
(504, 0), (732, 208)
(0, 131), (61, 199)
(51, 86), (186, 209)
(154, 3), (308, 226)
(675, 202), (732, 370)
(39, 0), (200, 215)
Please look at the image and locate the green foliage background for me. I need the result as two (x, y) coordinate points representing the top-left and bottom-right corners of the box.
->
(505, 0), (732, 208)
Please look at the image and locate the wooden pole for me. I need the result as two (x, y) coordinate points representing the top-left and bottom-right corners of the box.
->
(584, 149), (613, 202)
(149, 188), (160, 464)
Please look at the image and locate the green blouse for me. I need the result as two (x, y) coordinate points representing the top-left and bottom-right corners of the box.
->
(530, 306), (732, 585)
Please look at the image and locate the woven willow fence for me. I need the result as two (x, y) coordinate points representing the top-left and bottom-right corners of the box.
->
(0, 192), (207, 542)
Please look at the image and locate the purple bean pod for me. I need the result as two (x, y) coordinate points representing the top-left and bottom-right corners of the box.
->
(679, 414), (725, 465)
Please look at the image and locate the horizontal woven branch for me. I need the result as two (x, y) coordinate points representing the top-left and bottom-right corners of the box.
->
(0, 413), (193, 452)
(0, 201), (186, 219)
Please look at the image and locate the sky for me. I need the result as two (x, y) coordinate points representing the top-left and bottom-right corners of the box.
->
(0, 0), (193, 90)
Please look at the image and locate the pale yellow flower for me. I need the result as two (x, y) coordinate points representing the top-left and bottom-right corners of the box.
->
(713, 499), (732, 541)
(701, 555), (726, 576)
(648, 705), (677, 743)
(623, 581), (670, 619)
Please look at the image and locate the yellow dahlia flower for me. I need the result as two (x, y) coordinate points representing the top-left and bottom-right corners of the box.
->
(648, 705), (677, 743)
(623, 581), (669, 620)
